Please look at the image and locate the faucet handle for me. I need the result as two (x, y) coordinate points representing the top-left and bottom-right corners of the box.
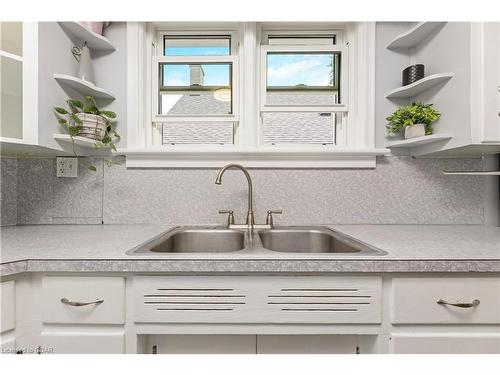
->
(266, 209), (283, 227)
(219, 209), (235, 227)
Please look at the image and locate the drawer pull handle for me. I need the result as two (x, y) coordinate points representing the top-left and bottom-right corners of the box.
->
(60, 298), (104, 307)
(437, 299), (480, 308)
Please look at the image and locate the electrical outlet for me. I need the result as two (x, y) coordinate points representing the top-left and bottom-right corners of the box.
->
(56, 157), (78, 178)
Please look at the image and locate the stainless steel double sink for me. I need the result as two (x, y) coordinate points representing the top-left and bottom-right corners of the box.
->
(128, 226), (386, 256)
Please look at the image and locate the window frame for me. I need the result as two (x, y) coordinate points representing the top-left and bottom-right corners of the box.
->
(258, 32), (348, 149)
(124, 22), (387, 168)
(151, 30), (240, 147)
(259, 44), (348, 113)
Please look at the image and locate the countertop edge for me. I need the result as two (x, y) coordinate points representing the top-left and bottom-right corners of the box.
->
(2, 259), (500, 277)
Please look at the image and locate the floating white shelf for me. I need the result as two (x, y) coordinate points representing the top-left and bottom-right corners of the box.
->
(386, 133), (453, 149)
(58, 22), (115, 51)
(386, 73), (453, 99)
(442, 171), (500, 176)
(54, 74), (115, 100)
(53, 134), (97, 148)
(386, 22), (447, 50)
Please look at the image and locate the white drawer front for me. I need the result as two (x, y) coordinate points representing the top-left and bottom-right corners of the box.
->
(42, 277), (125, 324)
(41, 332), (124, 354)
(1, 280), (15, 333)
(391, 334), (500, 354)
(391, 277), (500, 324)
(133, 276), (382, 324)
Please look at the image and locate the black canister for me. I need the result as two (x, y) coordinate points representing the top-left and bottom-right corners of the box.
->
(402, 64), (425, 86)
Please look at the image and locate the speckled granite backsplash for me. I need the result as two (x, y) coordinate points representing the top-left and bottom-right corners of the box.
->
(0, 156), (488, 225)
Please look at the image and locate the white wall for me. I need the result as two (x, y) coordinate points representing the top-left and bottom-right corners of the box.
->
(36, 22), (127, 150)
(414, 22), (472, 149)
(374, 22), (411, 147)
(37, 22), (78, 150)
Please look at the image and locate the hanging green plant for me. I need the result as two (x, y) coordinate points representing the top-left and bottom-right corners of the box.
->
(54, 96), (120, 171)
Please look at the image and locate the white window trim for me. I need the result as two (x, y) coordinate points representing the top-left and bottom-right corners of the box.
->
(151, 55), (239, 123)
(259, 44), (348, 113)
(122, 22), (389, 168)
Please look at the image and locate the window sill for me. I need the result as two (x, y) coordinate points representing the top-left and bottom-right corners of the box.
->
(117, 148), (390, 168)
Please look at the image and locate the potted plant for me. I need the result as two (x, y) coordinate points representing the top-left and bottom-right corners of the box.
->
(386, 102), (441, 139)
(54, 96), (120, 171)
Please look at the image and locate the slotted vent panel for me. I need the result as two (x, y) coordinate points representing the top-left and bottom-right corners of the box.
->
(133, 276), (382, 324)
(267, 287), (372, 313)
(143, 288), (246, 312)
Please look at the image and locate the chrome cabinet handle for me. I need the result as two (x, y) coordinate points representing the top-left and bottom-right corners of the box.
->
(60, 298), (104, 307)
(437, 299), (480, 308)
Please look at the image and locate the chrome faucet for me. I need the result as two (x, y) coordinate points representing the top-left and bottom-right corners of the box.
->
(215, 163), (282, 230)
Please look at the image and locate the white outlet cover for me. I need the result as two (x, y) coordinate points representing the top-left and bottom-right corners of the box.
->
(56, 157), (78, 178)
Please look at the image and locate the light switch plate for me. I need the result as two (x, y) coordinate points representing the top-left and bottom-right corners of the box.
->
(56, 157), (78, 178)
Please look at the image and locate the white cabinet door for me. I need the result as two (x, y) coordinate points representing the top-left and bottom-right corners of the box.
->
(0, 280), (15, 333)
(144, 335), (256, 354)
(257, 335), (357, 354)
(390, 334), (500, 354)
(41, 332), (125, 354)
(472, 22), (500, 143)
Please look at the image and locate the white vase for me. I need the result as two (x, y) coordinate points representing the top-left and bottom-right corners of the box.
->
(404, 124), (426, 139)
(76, 44), (95, 85)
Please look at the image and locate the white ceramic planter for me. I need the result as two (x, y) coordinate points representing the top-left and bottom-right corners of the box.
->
(404, 124), (426, 139)
(75, 113), (107, 141)
(78, 22), (108, 36)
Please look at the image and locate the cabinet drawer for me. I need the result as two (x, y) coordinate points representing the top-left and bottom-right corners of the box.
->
(391, 334), (500, 354)
(133, 276), (382, 324)
(391, 277), (500, 324)
(1, 280), (15, 333)
(41, 332), (124, 354)
(42, 277), (125, 324)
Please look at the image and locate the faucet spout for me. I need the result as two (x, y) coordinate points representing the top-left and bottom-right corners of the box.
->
(215, 164), (254, 226)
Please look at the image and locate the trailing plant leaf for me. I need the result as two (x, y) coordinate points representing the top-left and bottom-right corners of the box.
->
(88, 165), (97, 172)
(68, 126), (80, 137)
(67, 99), (83, 110)
(54, 107), (68, 115)
(99, 110), (117, 119)
(58, 118), (67, 125)
(69, 113), (83, 125)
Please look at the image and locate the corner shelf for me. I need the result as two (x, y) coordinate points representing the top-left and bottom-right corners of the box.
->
(385, 73), (453, 99)
(58, 22), (115, 51)
(442, 171), (500, 176)
(53, 134), (97, 148)
(386, 133), (453, 149)
(386, 22), (447, 50)
(54, 74), (115, 100)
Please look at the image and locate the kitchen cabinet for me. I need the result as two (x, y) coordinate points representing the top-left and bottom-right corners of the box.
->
(390, 334), (500, 354)
(2, 273), (499, 354)
(381, 22), (500, 157)
(0, 280), (16, 353)
(38, 276), (126, 354)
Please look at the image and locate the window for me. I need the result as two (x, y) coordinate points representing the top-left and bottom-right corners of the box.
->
(0, 22), (23, 140)
(152, 33), (238, 146)
(128, 22), (382, 167)
(259, 34), (348, 147)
